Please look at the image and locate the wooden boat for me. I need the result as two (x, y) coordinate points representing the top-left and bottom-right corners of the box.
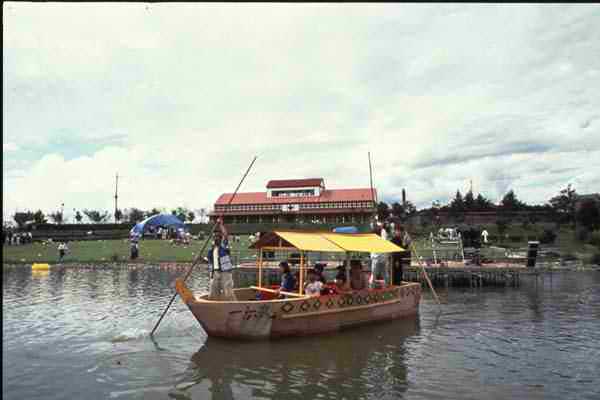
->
(175, 230), (422, 339)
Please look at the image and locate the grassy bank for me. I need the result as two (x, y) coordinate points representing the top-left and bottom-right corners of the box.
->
(3, 227), (598, 266)
(2, 237), (256, 265)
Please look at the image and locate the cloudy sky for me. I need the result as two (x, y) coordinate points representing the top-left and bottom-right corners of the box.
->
(3, 3), (600, 222)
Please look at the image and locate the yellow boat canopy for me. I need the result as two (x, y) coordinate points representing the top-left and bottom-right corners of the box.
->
(250, 231), (405, 253)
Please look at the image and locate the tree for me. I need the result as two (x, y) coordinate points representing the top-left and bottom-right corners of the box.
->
(114, 208), (123, 223)
(576, 199), (600, 231)
(13, 211), (34, 228)
(449, 190), (465, 212)
(549, 184), (577, 226)
(83, 209), (110, 223)
(187, 210), (195, 222)
(391, 202), (403, 218)
(464, 190), (475, 210)
(33, 210), (47, 224)
(475, 193), (494, 211)
(75, 211), (83, 223)
(404, 201), (417, 216)
(500, 189), (526, 211)
(48, 211), (64, 224)
(171, 207), (191, 222)
(391, 201), (417, 221)
(127, 208), (146, 223)
(376, 202), (390, 221)
(147, 208), (162, 217)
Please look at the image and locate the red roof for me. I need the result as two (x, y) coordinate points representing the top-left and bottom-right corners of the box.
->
(215, 188), (376, 205)
(266, 178), (324, 189)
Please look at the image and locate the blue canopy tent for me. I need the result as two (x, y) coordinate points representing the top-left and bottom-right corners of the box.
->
(332, 226), (358, 234)
(130, 214), (185, 237)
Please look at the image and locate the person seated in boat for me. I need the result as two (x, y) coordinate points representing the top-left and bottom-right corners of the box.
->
(333, 265), (349, 293)
(314, 263), (326, 283)
(304, 269), (324, 296)
(278, 261), (296, 297)
(207, 217), (235, 301)
(350, 259), (368, 291)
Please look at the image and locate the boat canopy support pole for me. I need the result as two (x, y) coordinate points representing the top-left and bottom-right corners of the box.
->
(345, 252), (350, 288)
(258, 248), (263, 288)
(299, 251), (304, 295)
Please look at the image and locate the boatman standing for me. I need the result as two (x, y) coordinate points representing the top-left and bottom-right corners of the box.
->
(207, 217), (235, 301)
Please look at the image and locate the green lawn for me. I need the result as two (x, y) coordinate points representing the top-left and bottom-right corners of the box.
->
(4, 226), (597, 266)
(2, 236), (257, 265)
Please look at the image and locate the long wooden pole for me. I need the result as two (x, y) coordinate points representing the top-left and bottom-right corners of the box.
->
(410, 241), (441, 305)
(150, 156), (257, 337)
(368, 152), (377, 208)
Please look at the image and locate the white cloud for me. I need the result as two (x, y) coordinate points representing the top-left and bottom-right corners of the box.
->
(3, 142), (19, 152)
(3, 3), (600, 217)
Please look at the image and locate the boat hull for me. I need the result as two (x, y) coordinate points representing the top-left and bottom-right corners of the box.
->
(175, 279), (421, 339)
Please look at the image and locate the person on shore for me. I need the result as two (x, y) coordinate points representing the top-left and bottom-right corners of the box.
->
(58, 242), (68, 262)
(130, 241), (139, 260)
(278, 261), (296, 295)
(304, 269), (323, 296)
(481, 229), (489, 245)
(207, 217), (235, 301)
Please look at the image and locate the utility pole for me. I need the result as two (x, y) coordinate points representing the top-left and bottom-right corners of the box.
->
(114, 173), (119, 223)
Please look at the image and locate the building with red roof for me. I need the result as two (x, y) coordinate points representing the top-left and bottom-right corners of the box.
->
(210, 178), (376, 225)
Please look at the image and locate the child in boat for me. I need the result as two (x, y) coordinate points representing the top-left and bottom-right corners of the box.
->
(304, 269), (323, 296)
(331, 265), (348, 293)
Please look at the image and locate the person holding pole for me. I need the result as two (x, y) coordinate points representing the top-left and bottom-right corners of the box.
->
(207, 217), (235, 301)
(369, 220), (388, 288)
(391, 225), (411, 285)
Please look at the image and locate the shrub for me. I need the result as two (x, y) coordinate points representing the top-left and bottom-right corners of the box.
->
(110, 253), (119, 262)
(576, 227), (590, 242)
(589, 231), (600, 248)
(539, 229), (557, 244)
(590, 253), (600, 266)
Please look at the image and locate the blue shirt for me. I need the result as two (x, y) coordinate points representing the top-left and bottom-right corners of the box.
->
(281, 272), (296, 292)
(207, 239), (233, 273)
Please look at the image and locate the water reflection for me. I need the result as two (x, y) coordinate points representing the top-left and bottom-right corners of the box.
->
(177, 318), (420, 400)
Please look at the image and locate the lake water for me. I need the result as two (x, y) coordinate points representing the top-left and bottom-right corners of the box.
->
(3, 265), (600, 400)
